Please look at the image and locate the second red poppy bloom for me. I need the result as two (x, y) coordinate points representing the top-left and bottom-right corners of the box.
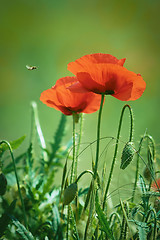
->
(40, 76), (101, 115)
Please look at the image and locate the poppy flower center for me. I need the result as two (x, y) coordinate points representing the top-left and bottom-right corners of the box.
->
(104, 90), (115, 95)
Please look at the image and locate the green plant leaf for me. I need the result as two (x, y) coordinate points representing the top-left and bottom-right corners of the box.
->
(138, 224), (148, 240)
(31, 101), (48, 164)
(130, 220), (148, 240)
(139, 175), (147, 194)
(0, 199), (17, 237)
(3, 152), (26, 174)
(49, 114), (66, 163)
(0, 136), (26, 157)
(52, 205), (60, 233)
(11, 216), (34, 240)
(95, 192), (114, 240)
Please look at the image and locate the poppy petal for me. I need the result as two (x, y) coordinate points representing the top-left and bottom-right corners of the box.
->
(74, 63), (145, 101)
(77, 72), (105, 94)
(40, 76), (101, 115)
(68, 53), (126, 75)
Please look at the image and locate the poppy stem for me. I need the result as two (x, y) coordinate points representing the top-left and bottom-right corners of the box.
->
(103, 104), (133, 210)
(75, 113), (83, 179)
(94, 93), (105, 179)
(75, 170), (94, 183)
(0, 140), (28, 229)
(70, 113), (76, 184)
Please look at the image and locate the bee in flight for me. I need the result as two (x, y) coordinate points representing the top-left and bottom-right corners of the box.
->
(26, 65), (38, 70)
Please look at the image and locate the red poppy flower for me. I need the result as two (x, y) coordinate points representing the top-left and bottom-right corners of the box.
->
(40, 76), (101, 115)
(68, 53), (146, 101)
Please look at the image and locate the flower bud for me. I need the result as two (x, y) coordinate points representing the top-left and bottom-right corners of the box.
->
(120, 142), (135, 170)
(0, 172), (7, 196)
(63, 182), (77, 205)
(143, 166), (152, 181)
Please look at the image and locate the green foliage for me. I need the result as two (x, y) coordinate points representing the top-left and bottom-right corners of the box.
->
(0, 200), (16, 237)
(95, 192), (114, 239)
(0, 172), (7, 195)
(131, 220), (148, 240)
(0, 103), (160, 239)
(0, 135), (26, 158)
(11, 217), (34, 240)
(49, 114), (67, 164)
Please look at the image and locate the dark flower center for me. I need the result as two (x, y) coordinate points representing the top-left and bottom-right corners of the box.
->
(104, 90), (114, 95)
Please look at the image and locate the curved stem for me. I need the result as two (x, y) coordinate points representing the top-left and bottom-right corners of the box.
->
(103, 104), (133, 209)
(132, 134), (156, 202)
(109, 212), (121, 228)
(75, 170), (94, 183)
(0, 140), (28, 229)
(94, 93), (105, 179)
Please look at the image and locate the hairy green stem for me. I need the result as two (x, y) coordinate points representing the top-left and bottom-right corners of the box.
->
(132, 134), (156, 202)
(109, 212), (122, 228)
(75, 113), (83, 179)
(103, 104), (133, 209)
(67, 114), (76, 238)
(70, 114), (76, 184)
(75, 170), (94, 183)
(0, 140), (28, 229)
(94, 93), (105, 179)
(66, 205), (70, 240)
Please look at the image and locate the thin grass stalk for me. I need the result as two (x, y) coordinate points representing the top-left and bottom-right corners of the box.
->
(119, 200), (133, 240)
(66, 205), (70, 240)
(103, 104), (133, 209)
(82, 181), (93, 216)
(124, 202), (129, 240)
(59, 159), (68, 203)
(0, 140), (28, 229)
(70, 205), (80, 240)
(119, 211), (125, 240)
(84, 180), (95, 240)
(101, 162), (106, 202)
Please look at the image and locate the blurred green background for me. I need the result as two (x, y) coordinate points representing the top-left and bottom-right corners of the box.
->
(1, 0), (160, 195)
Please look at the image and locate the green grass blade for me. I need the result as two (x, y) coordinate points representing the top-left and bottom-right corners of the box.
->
(31, 101), (48, 163)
